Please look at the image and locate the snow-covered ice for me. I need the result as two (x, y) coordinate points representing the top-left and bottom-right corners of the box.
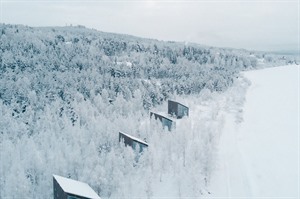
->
(209, 65), (299, 198)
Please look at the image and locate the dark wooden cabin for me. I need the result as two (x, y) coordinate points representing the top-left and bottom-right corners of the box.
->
(119, 131), (148, 153)
(168, 100), (189, 119)
(150, 112), (175, 131)
(53, 175), (101, 199)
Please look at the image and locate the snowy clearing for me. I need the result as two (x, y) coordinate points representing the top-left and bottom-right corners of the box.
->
(209, 65), (299, 198)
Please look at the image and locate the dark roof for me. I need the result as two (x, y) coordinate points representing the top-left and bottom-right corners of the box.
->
(168, 100), (188, 109)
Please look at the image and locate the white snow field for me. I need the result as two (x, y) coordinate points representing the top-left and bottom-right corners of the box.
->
(209, 65), (299, 198)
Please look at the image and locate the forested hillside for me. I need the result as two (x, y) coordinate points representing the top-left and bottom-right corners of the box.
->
(1, 24), (296, 109)
(0, 24), (297, 198)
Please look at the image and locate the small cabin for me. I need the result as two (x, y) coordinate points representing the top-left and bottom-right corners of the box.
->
(150, 112), (175, 131)
(168, 100), (189, 119)
(119, 131), (148, 153)
(53, 175), (101, 199)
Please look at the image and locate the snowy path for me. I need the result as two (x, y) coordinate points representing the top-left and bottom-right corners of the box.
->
(209, 65), (299, 198)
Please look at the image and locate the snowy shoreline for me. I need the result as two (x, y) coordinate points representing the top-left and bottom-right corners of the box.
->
(209, 65), (299, 197)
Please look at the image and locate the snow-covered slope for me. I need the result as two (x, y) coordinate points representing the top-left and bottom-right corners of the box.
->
(209, 65), (299, 197)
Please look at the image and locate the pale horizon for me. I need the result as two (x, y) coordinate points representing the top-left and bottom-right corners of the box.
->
(1, 0), (299, 52)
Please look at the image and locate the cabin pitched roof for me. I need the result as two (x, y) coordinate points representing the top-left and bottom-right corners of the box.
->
(53, 175), (101, 199)
(150, 111), (173, 121)
(168, 100), (188, 109)
(119, 131), (148, 146)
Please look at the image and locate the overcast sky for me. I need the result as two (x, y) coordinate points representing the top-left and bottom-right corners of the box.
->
(1, 0), (298, 52)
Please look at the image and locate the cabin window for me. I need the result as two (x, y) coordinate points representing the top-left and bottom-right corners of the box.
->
(178, 105), (184, 116)
(162, 118), (172, 130)
(132, 141), (137, 150)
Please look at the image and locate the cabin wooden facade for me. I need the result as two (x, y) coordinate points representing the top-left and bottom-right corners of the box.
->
(168, 100), (189, 119)
(119, 131), (148, 153)
(150, 112), (175, 131)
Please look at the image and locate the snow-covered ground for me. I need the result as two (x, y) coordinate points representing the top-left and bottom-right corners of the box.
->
(209, 65), (299, 198)
(1, 64), (298, 198)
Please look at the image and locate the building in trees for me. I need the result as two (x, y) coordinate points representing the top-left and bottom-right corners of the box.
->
(119, 131), (148, 153)
(168, 100), (189, 119)
(53, 175), (101, 199)
(150, 112), (175, 131)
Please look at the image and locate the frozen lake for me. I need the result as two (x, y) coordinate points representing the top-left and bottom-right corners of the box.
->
(209, 65), (299, 198)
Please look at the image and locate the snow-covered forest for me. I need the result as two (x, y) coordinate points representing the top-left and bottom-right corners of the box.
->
(0, 24), (298, 198)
